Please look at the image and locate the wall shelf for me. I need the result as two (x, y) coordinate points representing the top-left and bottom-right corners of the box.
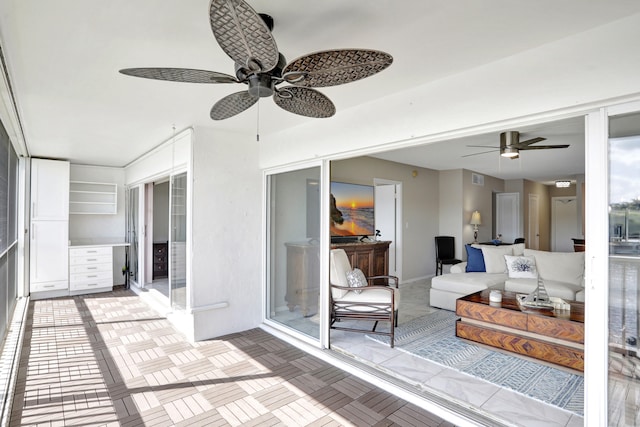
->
(69, 181), (117, 214)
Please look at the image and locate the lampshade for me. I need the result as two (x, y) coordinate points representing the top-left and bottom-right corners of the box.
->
(470, 210), (482, 226)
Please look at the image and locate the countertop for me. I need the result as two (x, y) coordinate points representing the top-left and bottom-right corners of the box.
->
(69, 238), (130, 248)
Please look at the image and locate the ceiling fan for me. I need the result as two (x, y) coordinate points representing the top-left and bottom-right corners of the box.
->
(119, 0), (393, 120)
(463, 131), (570, 159)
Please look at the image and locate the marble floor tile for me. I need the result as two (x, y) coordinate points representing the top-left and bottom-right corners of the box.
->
(332, 279), (585, 426)
(480, 387), (573, 427)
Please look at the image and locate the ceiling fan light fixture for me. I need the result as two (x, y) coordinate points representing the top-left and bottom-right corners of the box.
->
(501, 146), (519, 158)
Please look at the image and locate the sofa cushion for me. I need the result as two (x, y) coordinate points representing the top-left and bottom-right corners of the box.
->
(523, 249), (585, 287)
(465, 245), (485, 272)
(478, 245), (513, 273)
(473, 243), (525, 256)
(431, 272), (506, 295)
(505, 278), (582, 301)
(504, 255), (537, 278)
(450, 262), (467, 274)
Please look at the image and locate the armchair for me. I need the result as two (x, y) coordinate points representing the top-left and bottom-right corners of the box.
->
(329, 249), (399, 347)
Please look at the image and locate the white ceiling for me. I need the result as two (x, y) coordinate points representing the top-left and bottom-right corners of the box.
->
(1, 0), (639, 179)
(371, 116), (586, 182)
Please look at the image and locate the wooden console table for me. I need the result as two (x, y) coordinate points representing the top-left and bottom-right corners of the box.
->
(456, 290), (585, 371)
(331, 241), (391, 285)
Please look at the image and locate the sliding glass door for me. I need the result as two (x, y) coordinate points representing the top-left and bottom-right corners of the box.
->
(0, 119), (19, 345)
(266, 166), (322, 340)
(170, 172), (187, 310)
(607, 108), (640, 424)
(126, 186), (140, 286)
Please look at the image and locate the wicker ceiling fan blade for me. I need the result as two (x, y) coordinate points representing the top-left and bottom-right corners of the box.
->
(273, 87), (335, 118)
(282, 49), (393, 87)
(119, 67), (239, 84)
(209, 0), (279, 73)
(210, 91), (258, 120)
(521, 145), (570, 150)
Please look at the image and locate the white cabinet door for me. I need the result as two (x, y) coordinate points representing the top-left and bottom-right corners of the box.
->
(31, 158), (70, 220)
(30, 221), (69, 287)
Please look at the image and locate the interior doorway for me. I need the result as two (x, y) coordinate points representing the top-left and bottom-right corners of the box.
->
(145, 179), (170, 299)
(496, 192), (520, 243)
(528, 193), (540, 249)
(551, 196), (578, 252)
(374, 179), (402, 281)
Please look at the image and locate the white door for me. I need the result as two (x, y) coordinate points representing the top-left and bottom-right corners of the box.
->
(374, 182), (399, 278)
(30, 220), (69, 286)
(552, 197), (578, 252)
(528, 194), (540, 249)
(496, 192), (520, 243)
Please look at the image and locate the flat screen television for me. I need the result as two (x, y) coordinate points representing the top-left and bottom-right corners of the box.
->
(330, 181), (375, 241)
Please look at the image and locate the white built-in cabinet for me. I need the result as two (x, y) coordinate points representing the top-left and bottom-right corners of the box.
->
(69, 246), (113, 292)
(29, 158), (70, 294)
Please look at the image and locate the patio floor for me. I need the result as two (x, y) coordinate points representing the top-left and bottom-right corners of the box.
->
(9, 287), (453, 426)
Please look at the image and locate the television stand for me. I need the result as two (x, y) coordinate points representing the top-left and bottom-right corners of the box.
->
(331, 236), (360, 244)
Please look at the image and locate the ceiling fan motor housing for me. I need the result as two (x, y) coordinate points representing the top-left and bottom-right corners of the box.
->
(501, 131), (520, 147)
(248, 74), (274, 97)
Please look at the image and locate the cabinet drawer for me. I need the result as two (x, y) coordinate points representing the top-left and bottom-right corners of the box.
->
(70, 271), (112, 283)
(70, 278), (112, 291)
(31, 281), (68, 292)
(70, 254), (112, 265)
(70, 262), (112, 274)
(69, 247), (112, 257)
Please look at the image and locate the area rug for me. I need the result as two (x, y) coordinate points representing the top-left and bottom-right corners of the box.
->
(366, 310), (584, 416)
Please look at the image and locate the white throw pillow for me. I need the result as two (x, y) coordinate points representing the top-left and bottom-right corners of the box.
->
(504, 255), (537, 278)
(479, 245), (514, 273)
(346, 268), (368, 294)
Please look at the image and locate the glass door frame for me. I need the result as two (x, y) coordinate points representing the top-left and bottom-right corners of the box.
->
(125, 167), (190, 311)
(585, 99), (640, 425)
(263, 159), (330, 349)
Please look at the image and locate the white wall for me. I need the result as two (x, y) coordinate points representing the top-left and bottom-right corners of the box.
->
(438, 170), (463, 260)
(190, 126), (262, 341)
(332, 157), (439, 280)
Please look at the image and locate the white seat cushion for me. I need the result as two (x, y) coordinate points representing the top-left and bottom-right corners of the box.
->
(431, 272), (506, 295)
(505, 278), (582, 301)
(333, 287), (397, 311)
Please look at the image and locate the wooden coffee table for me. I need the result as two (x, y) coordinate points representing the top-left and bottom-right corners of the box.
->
(455, 290), (585, 371)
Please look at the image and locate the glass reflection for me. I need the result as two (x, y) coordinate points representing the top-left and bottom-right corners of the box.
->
(267, 168), (321, 340)
(608, 115), (640, 424)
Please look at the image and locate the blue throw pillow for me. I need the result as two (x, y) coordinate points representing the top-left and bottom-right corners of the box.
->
(465, 245), (486, 272)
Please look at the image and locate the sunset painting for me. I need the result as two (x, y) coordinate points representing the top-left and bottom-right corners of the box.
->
(330, 182), (375, 236)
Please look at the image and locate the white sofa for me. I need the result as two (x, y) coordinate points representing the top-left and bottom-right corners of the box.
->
(430, 245), (585, 311)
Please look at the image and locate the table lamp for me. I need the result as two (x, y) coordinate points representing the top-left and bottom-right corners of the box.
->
(470, 210), (481, 243)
